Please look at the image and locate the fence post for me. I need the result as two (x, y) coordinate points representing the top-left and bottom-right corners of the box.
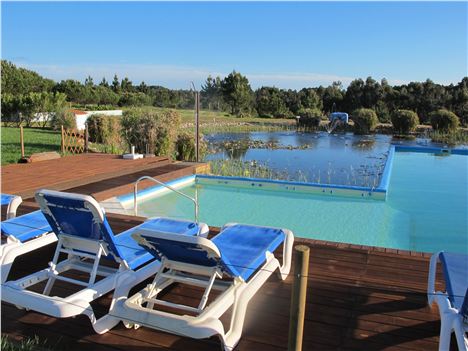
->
(288, 245), (310, 351)
(84, 123), (89, 153)
(20, 126), (25, 158)
(61, 125), (65, 154)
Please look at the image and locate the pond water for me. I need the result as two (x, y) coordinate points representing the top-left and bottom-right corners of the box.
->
(204, 131), (445, 187)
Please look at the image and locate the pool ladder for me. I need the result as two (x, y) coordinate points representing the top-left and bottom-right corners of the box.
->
(133, 176), (199, 224)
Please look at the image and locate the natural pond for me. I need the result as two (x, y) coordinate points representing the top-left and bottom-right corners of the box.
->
(204, 131), (458, 187)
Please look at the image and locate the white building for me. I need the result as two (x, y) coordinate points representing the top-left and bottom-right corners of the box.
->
(71, 109), (123, 130)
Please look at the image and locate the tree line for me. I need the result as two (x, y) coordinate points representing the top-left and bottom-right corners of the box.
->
(1, 60), (467, 126)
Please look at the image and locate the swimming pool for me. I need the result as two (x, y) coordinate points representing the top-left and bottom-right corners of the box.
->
(105, 146), (468, 253)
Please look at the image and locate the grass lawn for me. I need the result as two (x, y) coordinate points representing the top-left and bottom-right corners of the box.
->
(1, 127), (62, 165)
(152, 107), (295, 126)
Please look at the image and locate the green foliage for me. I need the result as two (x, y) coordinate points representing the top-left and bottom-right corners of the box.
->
(322, 81), (344, 114)
(352, 108), (379, 134)
(429, 109), (460, 132)
(50, 108), (77, 130)
(1, 60), (54, 95)
(118, 92), (153, 106)
(86, 114), (122, 147)
(447, 77), (468, 126)
(298, 107), (322, 119)
(221, 71), (253, 117)
(255, 87), (292, 118)
(0, 335), (52, 351)
(296, 108), (322, 131)
(1, 60), (466, 133)
(175, 131), (207, 161)
(120, 107), (181, 157)
(0, 92), (66, 128)
(201, 75), (223, 110)
(391, 109), (419, 134)
(299, 88), (323, 111)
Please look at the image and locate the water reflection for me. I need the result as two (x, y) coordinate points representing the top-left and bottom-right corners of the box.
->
(204, 131), (460, 187)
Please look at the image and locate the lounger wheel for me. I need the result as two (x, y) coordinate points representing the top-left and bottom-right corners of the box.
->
(123, 321), (133, 329)
(134, 323), (141, 330)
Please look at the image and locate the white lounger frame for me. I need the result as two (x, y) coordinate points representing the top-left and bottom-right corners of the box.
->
(428, 251), (468, 351)
(110, 223), (294, 351)
(2, 191), (161, 333)
(1, 194), (57, 283)
(5, 195), (23, 220)
(1, 228), (57, 283)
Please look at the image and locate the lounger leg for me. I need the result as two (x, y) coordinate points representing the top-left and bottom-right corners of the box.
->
(438, 314), (453, 351)
(224, 257), (281, 351)
(453, 317), (468, 351)
(43, 237), (64, 295)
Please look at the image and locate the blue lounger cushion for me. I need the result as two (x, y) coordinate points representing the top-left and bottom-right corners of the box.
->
(1, 194), (16, 206)
(1, 210), (52, 243)
(139, 224), (286, 281)
(439, 252), (468, 318)
(38, 189), (205, 271)
(114, 218), (204, 270)
(213, 225), (285, 281)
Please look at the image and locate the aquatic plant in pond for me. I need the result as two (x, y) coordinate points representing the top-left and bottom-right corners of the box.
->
(429, 130), (468, 145)
(209, 159), (293, 180)
(208, 158), (383, 188)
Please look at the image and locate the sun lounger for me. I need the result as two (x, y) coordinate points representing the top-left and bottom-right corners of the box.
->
(110, 223), (294, 350)
(1, 210), (54, 283)
(1, 193), (23, 219)
(428, 251), (468, 351)
(2, 189), (209, 333)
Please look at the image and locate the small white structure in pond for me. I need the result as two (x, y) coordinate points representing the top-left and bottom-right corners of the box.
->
(71, 109), (123, 130)
(329, 112), (349, 123)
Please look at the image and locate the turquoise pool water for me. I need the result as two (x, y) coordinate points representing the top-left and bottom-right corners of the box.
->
(125, 151), (467, 253)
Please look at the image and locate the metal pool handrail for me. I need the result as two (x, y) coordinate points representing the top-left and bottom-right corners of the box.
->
(133, 176), (198, 223)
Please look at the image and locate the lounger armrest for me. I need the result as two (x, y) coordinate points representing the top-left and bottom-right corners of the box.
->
(428, 251), (442, 306)
(6, 195), (22, 220)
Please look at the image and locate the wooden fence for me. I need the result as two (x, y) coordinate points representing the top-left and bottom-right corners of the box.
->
(61, 125), (89, 154)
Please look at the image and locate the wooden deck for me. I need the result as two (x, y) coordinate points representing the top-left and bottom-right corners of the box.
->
(1, 156), (451, 350)
(1, 153), (204, 201)
(1, 153), (171, 199)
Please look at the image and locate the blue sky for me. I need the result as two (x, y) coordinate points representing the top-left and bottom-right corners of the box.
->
(2, 1), (467, 89)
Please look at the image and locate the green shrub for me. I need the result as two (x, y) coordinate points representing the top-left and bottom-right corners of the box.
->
(175, 132), (207, 161)
(87, 114), (122, 146)
(298, 108), (322, 119)
(352, 108), (379, 134)
(120, 107), (181, 157)
(50, 108), (76, 130)
(297, 108), (321, 130)
(429, 109), (460, 132)
(391, 109), (419, 134)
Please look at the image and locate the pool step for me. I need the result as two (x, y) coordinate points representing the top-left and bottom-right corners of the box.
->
(65, 161), (203, 201)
